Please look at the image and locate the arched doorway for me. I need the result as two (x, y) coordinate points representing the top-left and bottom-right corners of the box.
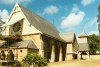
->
(0, 50), (6, 60)
(43, 37), (52, 61)
(54, 41), (60, 62)
(7, 50), (14, 61)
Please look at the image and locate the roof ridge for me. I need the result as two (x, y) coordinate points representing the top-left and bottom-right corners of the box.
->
(17, 3), (62, 41)
(79, 30), (87, 37)
(60, 32), (75, 34)
(18, 4), (59, 32)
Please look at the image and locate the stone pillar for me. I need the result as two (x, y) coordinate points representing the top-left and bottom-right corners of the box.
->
(78, 52), (81, 60)
(59, 45), (62, 61)
(40, 50), (44, 57)
(39, 40), (44, 57)
(5, 50), (8, 60)
(14, 49), (18, 60)
(86, 52), (90, 60)
(15, 50), (18, 60)
(40, 35), (44, 57)
(50, 45), (55, 62)
(65, 44), (67, 60)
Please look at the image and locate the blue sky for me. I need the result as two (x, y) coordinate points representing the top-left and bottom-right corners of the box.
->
(0, 0), (100, 35)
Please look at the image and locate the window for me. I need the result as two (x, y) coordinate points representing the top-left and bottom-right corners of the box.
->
(20, 50), (22, 52)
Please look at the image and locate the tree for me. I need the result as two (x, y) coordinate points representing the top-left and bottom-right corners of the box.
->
(97, 4), (100, 34)
(88, 34), (100, 54)
(97, 4), (100, 22)
(22, 53), (48, 67)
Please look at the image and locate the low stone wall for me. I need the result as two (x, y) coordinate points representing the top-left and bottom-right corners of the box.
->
(90, 55), (100, 60)
(80, 55), (100, 60)
(66, 54), (73, 60)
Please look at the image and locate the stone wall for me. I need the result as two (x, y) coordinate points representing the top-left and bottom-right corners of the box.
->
(78, 37), (87, 43)
(90, 55), (100, 60)
(66, 54), (73, 60)
(22, 34), (44, 56)
(78, 55), (100, 60)
(17, 49), (28, 61)
(66, 39), (78, 60)
(17, 49), (38, 61)
(67, 43), (73, 53)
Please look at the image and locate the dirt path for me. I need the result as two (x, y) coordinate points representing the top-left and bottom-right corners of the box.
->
(46, 60), (100, 67)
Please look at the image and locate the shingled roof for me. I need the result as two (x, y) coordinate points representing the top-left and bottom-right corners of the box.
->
(79, 43), (89, 51)
(12, 40), (38, 49)
(0, 40), (38, 49)
(60, 32), (75, 43)
(17, 4), (63, 41)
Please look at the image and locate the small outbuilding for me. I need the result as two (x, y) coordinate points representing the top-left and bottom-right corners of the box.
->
(78, 31), (89, 60)
(60, 32), (78, 60)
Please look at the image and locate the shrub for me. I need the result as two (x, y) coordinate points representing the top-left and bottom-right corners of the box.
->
(13, 60), (22, 67)
(22, 53), (48, 67)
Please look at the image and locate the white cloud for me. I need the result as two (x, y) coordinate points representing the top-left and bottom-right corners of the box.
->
(0, 9), (9, 22)
(89, 31), (99, 35)
(81, 0), (95, 6)
(1, 0), (32, 4)
(83, 17), (98, 35)
(84, 17), (97, 29)
(61, 5), (85, 28)
(43, 5), (59, 15)
(89, 17), (97, 26)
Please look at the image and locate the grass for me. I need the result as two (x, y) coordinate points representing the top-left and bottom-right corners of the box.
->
(46, 60), (100, 67)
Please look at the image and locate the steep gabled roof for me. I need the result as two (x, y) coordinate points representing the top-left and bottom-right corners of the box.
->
(17, 4), (62, 41)
(78, 30), (87, 38)
(60, 32), (75, 43)
(15, 40), (38, 49)
(0, 40), (38, 49)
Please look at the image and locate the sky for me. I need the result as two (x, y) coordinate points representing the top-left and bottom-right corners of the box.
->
(0, 0), (100, 35)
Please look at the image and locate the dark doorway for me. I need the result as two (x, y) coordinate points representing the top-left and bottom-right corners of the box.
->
(73, 54), (77, 59)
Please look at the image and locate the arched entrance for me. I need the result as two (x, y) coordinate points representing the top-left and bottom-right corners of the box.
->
(7, 50), (14, 61)
(43, 36), (52, 61)
(0, 50), (6, 60)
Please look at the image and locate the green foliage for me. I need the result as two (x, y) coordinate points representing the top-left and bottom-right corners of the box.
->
(0, 35), (22, 46)
(22, 53), (48, 67)
(98, 4), (100, 14)
(88, 34), (100, 54)
(0, 35), (22, 41)
(13, 60), (22, 67)
(97, 4), (100, 22)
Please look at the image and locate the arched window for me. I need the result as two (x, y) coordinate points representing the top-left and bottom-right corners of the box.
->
(0, 50), (6, 60)
(7, 50), (14, 61)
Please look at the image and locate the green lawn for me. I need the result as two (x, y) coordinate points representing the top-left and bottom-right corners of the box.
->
(46, 60), (100, 67)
